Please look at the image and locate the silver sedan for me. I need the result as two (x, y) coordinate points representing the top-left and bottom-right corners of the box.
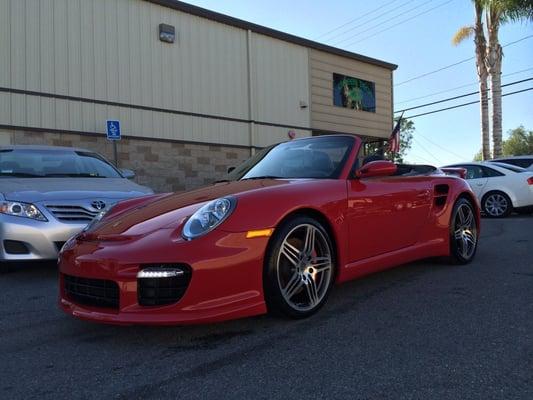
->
(0, 145), (153, 263)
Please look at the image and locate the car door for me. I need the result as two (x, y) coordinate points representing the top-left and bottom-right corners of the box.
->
(461, 165), (488, 198)
(346, 175), (433, 262)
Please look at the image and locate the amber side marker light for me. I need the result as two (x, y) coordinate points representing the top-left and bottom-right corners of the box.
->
(246, 228), (274, 239)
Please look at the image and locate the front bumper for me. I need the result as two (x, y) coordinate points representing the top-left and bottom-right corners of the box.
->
(59, 228), (269, 325)
(0, 214), (86, 261)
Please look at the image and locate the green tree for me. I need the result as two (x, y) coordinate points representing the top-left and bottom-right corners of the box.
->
(473, 149), (483, 161)
(364, 118), (414, 163)
(502, 125), (533, 156)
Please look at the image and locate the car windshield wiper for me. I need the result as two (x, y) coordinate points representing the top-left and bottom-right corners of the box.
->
(0, 172), (45, 178)
(240, 175), (284, 180)
(43, 173), (106, 178)
(213, 179), (232, 184)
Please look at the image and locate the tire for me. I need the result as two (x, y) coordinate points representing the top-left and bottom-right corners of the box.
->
(449, 198), (479, 265)
(482, 191), (512, 218)
(264, 215), (335, 319)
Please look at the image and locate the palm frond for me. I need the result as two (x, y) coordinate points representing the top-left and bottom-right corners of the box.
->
(452, 26), (475, 45)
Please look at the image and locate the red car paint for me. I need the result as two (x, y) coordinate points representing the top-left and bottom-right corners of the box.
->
(59, 135), (480, 325)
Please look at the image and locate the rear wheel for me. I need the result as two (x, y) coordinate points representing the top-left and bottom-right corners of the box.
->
(264, 216), (335, 319)
(449, 198), (478, 264)
(482, 191), (512, 218)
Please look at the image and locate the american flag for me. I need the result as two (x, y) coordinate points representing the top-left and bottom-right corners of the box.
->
(387, 113), (403, 154)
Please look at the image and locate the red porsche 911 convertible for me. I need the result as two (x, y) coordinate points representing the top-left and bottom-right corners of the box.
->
(59, 135), (480, 325)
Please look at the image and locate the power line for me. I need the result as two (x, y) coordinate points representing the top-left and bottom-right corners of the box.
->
(412, 136), (443, 163)
(313, 0), (401, 41)
(395, 34), (533, 87)
(335, 0), (443, 47)
(404, 86), (533, 119)
(394, 66), (533, 105)
(416, 132), (469, 160)
(328, 0), (419, 45)
(395, 77), (533, 113)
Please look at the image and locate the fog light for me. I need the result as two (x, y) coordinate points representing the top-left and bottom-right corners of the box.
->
(137, 266), (185, 279)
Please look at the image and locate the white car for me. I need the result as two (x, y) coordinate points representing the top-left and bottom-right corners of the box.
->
(443, 162), (533, 217)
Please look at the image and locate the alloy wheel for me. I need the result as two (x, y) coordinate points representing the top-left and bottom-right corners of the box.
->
(484, 193), (508, 217)
(276, 224), (333, 312)
(453, 203), (477, 260)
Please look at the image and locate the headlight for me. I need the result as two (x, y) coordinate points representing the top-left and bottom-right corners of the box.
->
(0, 201), (47, 221)
(182, 197), (236, 240)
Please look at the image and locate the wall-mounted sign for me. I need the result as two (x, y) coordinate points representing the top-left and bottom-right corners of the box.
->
(333, 73), (376, 113)
(159, 24), (176, 43)
(106, 120), (121, 141)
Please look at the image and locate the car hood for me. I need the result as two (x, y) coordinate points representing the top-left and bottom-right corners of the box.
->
(89, 179), (294, 238)
(0, 177), (153, 202)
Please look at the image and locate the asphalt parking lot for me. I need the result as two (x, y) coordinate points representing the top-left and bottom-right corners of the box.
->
(1, 216), (532, 400)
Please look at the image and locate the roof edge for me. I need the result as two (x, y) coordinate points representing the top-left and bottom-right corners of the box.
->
(145, 0), (398, 71)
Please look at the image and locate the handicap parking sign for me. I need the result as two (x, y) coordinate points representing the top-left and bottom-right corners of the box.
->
(106, 120), (121, 140)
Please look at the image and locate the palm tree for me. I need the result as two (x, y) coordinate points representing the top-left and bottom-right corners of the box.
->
(453, 1), (490, 160)
(483, 0), (532, 157)
(453, 0), (532, 159)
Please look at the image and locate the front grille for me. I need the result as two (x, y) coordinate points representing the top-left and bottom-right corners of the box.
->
(46, 205), (99, 222)
(64, 274), (119, 309)
(3, 240), (29, 254)
(138, 264), (192, 306)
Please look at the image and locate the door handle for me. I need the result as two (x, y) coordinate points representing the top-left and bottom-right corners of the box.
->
(476, 183), (484, 186)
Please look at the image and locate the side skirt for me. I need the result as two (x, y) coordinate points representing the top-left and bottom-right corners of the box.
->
(336, 239), (448, 284)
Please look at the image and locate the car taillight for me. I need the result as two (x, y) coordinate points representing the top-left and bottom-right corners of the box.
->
(528, 177), (533, 185)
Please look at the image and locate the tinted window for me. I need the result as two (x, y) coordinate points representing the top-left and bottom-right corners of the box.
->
(227, 136), (354, 180)
(462, 165), (484, 179)
(497, 158), (533, 168)
(482, 166), (504, 177)
(0, 149), (121, 178)
(490, 162), (526, 173)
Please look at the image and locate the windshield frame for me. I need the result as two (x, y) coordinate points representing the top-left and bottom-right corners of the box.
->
(224, 135), (357, 182)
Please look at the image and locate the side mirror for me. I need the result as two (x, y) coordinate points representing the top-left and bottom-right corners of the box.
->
(227, 166), (236, 174)
(120, 168), (135, 179)
(356, 160), (397, 179)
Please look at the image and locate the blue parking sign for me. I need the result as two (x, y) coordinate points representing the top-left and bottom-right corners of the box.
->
(106, 120), (121, 140)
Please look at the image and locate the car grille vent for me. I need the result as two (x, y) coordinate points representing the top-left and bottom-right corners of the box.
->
(138, 264), (192, 307)
(434, 184), (449, 208)
(47, 205), (99, 222)
(64, 274), (119, 309)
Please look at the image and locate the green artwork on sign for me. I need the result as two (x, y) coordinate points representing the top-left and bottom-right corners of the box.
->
(333, 73), (376, 112)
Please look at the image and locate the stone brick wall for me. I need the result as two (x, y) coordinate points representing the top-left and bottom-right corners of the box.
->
(9, 130), (251, 193)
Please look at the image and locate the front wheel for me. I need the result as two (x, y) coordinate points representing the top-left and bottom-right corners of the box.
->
(264, 216), (335, 319)
(449, 198), (479, 265)
(482, 191), (512, 218)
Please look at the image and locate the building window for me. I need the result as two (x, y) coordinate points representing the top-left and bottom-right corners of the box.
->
(333, 73), (376, 113)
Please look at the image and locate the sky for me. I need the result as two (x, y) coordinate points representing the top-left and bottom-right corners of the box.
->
(183, 0), (533, 165)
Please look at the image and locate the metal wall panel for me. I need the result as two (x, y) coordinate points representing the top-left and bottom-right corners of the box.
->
(1, 0), (251, 146)
(309, 49), (393, 138)
(0, 0), (392, 147)
(251, 33), (310, 128)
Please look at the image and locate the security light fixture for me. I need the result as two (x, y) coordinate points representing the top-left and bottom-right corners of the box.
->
(159, 24), (176, 43)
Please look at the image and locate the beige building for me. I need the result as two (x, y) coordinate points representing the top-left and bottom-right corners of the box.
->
(0, 0), (397, 192)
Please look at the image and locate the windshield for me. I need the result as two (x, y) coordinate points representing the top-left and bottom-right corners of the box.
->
(0, 149), (122, 178)
(226, 136), (355, 181)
